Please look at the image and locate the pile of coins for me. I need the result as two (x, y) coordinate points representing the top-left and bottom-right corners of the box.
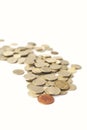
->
(0, 41), (81, 105)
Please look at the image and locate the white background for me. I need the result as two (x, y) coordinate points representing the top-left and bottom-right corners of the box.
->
(0, 0), (87, 130)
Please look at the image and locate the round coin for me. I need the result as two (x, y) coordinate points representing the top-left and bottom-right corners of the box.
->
(45, 87), (61, 95)
(37, 94), (54, 105)
(13, 69), (24, 75)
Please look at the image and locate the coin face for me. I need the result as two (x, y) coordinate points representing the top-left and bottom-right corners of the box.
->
(37, 94), (54, 105)
(13, 69), (24, 75)
(3, 50), (14, 56)
(24, 72), (37, 81)
(32, 77), (46, 86)
(54, 80), (70, 90)
(27, 84), (44, 94)
(44, 74), (58, 81)
(7, 57), (18, 63)
(45, 87), (61, 95)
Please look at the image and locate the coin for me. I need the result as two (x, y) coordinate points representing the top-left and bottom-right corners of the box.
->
(13, 69), (24, 75)
(41, 66), (52, 73)
(54, 80), (70, 90)
(32, 77), (46, 86)
(45, 57), (56, 63)
(51, 51), (59, 55)
(7, 57), (18, 63)
(58, 70), (71, 77)
(24, 72), (37, 81)
(45, 87), (61, 95)
(69, 84), (77, 91)
(44, 74), (58, 81)
(18, 57), (26, 64)
(3, 50), (14, 57)
(32, 67), (42, 74)
(50, 64), (61, 70)
(71, 64), (81, 70)
(27, 84), (44, 93)
(28, 91), (39, 97)
(0, 39), (5, 42)
(68, 67), (77, 74)
(37, 94), (54, 105)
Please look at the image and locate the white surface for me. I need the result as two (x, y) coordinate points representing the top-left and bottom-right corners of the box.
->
(0, 0), (87, 130)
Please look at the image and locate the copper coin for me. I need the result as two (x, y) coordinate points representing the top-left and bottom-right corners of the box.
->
(37, 94), (54, 105)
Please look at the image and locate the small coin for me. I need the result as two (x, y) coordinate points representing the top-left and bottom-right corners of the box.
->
(45, 87), (61, 95)
(13, 54), (21, 59)
(27, 84), (44, 93)
(32, 67), (42, 74)
(68, 67), (77, 74)
(61, 60), (69, 65)
(71, 64), (81, 70)
(44, 74), (58, 81)
(24, 72), (37, 81)
(7, 57), (18, 63)
(18, 57), (26, 64)
(13, 69), (24, 75)
(60, 91), (68, 95)
(54, 80), (70, 90)
(69, 84), (77, 91)
(24, 65), (34, 71)
(45, 81), (54, 87)
(58, 76), (68, 81)
(45, 57), (56, 63)
(41, 66), (52, 73)
(25, 53), (36, 64)
(50, 64), (61, 70)
(37, 94), (54, 105)
(27, 42), (36, 46)
(32, 77), (46, 86)
(3, 50), (14, 57)
(58, 70), (71, 77)
(28, 91), (40, 97)
(51, 51), (59, 55)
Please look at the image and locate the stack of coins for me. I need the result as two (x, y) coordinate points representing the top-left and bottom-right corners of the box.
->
(0, 41), (81, 105)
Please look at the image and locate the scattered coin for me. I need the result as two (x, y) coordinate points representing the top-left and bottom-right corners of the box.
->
(7, 57), (18, 63)
(45, 87), (61, 95)
(0, 41), (81, 105)
(54, 80), (70, 90)
(24, 72), (37, 81)
(44, 74), (58, 81)
(37, 94), (54, 105)
(51, 51), (59, 55)
(3, 50), (14, 57)
(27, 84), (44, 94)
(32, 77), (46, 86)
(13, 69), (24, 75)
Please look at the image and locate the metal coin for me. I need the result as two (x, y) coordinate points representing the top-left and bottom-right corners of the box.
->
(13, 69), (24, 75)
(37, 94), (54, 105)
(54, 80), (70, 90)
(32, 77), (46, 86)
(45, 87), (61, 95)
(24, 72), (37, 81)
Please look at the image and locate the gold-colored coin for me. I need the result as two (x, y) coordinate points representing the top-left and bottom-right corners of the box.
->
(13, 69), (24, 75)
(45, 87), (61, 95)
(71, 64), (81, 70)
(69, 84), (77, 91)
(32, 67), (42, 74)
(3, 50), (14, 56)
(7, 57), (18, 63)
(45, 57), (56, 63)
(54, 80), (70, 90)
(32, 77), (46, 86)
(58, 70), (71, 77)
(24, 72), (37, 81)
(51, 51), (59, 55)
(27, 84), (44, 94)
(50, 63), (61, 70)
(44, 74), (58, 81)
